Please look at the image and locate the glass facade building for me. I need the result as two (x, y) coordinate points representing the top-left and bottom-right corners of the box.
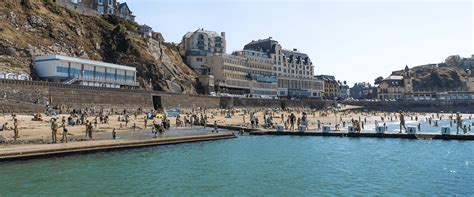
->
(34, 55), (139, 88)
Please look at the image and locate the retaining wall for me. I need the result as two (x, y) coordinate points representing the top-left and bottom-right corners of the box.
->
(0, 79), (332, 111)
(220, 97), (331, 109)
(156, 93), (220, 109)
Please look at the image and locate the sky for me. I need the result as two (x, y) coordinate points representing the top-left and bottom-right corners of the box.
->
(123, 0), (473, 86)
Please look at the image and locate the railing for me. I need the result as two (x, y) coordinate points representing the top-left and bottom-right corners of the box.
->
(0, 78), (143, 93)
(63, 77), (78, 84)
(61, 75), (140, 86)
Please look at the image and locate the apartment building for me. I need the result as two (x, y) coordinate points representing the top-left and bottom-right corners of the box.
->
(206, 50), (278, 97)
(180, 28), (226, 75)
(243, 37), (323, 98)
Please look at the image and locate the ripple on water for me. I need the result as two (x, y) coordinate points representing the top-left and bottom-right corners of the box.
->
(0, 136), (473, 196)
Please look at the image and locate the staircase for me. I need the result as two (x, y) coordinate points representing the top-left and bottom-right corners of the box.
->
(63, 76), (78, 84)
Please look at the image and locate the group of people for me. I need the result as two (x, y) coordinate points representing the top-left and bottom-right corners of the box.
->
(175, 113), (209, 128)
(0, 115), (19, 141)
(245, 110), (309, 132)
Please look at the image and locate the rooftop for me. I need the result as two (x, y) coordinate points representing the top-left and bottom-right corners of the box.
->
(315, 75), (336, 81)
(184, 28), (223, 39)
(34, 55), (136, 72)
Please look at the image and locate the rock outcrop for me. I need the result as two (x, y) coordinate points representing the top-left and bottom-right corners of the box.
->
(0, 0), (198, 93)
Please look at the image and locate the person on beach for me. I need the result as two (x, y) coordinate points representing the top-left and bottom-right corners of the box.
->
(144, 117), (148, 129)
(61, 116), (66, 125)
(398, 111), (406, 133)
(85, 120), (90, 137)
(87, 121), (93, 139)
(255, 117), (258, 128)
(125, 115), (129, 127)
(354, 120), (361, 133)
(51, 118), (58, 143)
(13, 118), (19, 141)
(112, 128), (116, 139)
(0, 122), (7, 131)
(203, 114), (208, 129)
(250, 112), (255, 129)
(302, 112), (308, 129)
(61, 122), (68, 143)
(213, 121), (218, 133)
(456, 113), (462, 134)
(289, 113), (296, 131)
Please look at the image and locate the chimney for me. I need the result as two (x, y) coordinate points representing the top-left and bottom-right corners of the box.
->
(293, 48), (297, 52)
(221, 32), (225, 38)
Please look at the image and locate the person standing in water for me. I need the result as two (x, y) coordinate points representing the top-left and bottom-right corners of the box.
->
(456, 113), (462, 134)
(213, 121), (218, 133)
(399, 111), (406, 133)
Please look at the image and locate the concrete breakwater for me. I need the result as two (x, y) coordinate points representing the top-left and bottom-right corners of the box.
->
(0, 133), (236, 161)
(344, 100), (474, 113)
(249, 131), (474, 141)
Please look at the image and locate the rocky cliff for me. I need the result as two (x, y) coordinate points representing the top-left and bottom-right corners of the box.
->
(0, 0), (198, 93)
(392, 65), (467, 91)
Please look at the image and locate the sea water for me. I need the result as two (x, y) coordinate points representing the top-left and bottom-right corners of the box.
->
(0, 136), (473, 196)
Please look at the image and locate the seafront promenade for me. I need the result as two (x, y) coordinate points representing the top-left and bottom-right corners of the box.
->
(0, 127), (236, 161)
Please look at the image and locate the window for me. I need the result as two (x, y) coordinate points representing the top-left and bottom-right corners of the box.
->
(96, 71), (105, 78)
(84, 70), (94, 77)
(106, 72), (115, 79)
(108, 0), (112, 5)
(70, 68), (81, 77)
(196, 58), (203, 62)
(56, 66), (69, 77)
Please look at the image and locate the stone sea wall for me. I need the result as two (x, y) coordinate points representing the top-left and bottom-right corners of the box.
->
(156, 93), (221, 109)
(0, 79), (330, 112)
(220, 97), (330, 109)
(0, 100), (44, 113)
